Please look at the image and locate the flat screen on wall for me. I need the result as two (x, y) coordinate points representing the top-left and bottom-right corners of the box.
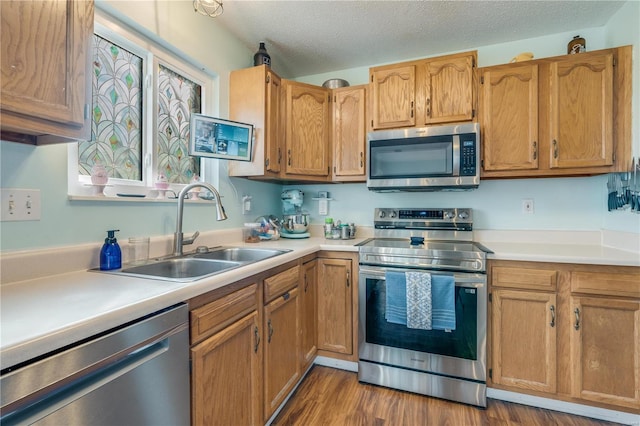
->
(189, 113), (254, 162)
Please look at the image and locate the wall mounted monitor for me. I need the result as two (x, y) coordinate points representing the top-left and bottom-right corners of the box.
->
(189, 113), (254, 162)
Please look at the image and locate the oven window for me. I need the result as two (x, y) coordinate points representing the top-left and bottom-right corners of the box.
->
(365, 277), (477, 360)
(369, 137), (453, 178)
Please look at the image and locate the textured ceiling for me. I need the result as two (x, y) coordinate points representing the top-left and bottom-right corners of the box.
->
(213, 0), (625, 78)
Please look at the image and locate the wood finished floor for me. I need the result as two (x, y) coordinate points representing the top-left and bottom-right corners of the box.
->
(272, 366), (622, 426)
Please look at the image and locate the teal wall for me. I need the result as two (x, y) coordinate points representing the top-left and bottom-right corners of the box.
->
(1, 1), (638, 252)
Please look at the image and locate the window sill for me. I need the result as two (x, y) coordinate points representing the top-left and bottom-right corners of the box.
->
(68, 194), (217, 203)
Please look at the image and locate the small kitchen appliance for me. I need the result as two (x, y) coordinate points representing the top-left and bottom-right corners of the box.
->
(357, 207), (491, 407)
(280, 189), (310, 239)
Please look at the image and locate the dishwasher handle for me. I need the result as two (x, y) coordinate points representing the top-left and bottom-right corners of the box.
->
(1, 324), (184, 426)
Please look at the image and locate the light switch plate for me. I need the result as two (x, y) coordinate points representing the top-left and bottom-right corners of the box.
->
(0, 188), (41, 221)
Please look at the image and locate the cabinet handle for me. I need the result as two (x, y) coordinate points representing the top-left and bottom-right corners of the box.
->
(254, 326), (260, 353)
(282, 291), (290, 301)
(288, 149), (291, 166)
(532, 141), (537, 160)
(550, 305), (555, 327)
(553, 139), (558, 159)
(360, 152), (364, 168)
(268, 319), (274, 343)
(304, 274), (309, 293)
(346, 270), (350, 287)
(278, 148), (282, 164)
(425, 99), (430, 118)
(411, 101), (415, 118)
(574, 307), (580, 330)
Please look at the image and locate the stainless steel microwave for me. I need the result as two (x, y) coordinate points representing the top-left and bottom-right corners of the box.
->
(366, 123), (480, 192)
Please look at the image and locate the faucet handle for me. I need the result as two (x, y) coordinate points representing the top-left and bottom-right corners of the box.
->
(183, 230), (200, 246)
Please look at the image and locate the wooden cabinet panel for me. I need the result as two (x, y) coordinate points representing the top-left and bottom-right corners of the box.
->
(492, 289), (557, 393)
(300, 260), (318, 370)
(229, 65), (283, 178)
(264, 287), (300, 419)
(480, 64), (539, 171)
(284, 81), (330, 178)
(423, 53), (475, 125)
(190, 283), (257, 344)
(370, 65), (416, 130)
(570, 296), (640, 410)
(264, 265), (299, 303)
(317, 258), (353, 354)
(191, 312), (262, 426)
(332, 85), (366, 181)
(571, 270), (640, 299)
(492, 265), (557, 291)
(549, 52), (614, 169)
(1, 0), (93, 143)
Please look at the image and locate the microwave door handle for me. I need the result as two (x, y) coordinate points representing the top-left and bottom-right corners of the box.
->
(452, 135), (461, 176)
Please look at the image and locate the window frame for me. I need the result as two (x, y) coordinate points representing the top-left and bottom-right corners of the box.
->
(68, 17), (218, 198)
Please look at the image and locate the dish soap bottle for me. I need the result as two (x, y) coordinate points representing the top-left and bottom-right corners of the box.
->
(253, 42), (271, 67)
(100, 230), (121, 270)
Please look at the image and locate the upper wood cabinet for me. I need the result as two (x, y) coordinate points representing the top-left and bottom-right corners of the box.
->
(1, 0), (94, 144)
(369, 51), (476, 131)
(370, 64), (416, 129)
(479, 63), (539, 171)
(480, 46), (632, 178)
(422, 53), (476, 125)
(283, 80), (331, 180)
(332, 85), (367, 181)
(229, 65), (283, 179)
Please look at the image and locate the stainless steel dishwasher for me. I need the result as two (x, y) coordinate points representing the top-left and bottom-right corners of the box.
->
(0, 303), (190, 426)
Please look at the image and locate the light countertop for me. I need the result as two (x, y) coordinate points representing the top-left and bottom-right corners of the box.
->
(2, 232), (638, 371)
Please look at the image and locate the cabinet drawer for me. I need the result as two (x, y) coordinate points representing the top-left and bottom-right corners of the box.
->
(190, 283), (258, 344)
(264, 266), (299, 303)
(492, 266), (557, 291)
(571, 271), (640, 298)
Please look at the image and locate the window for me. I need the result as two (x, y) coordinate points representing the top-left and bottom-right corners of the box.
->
(68, 18), (217, 197)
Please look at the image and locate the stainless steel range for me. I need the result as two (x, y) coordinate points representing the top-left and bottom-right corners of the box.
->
(357, 208), (490, 407)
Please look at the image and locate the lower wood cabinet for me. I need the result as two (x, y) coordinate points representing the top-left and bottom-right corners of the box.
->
(300, 258), (318, 371)
(489, 260), (640, 414)
(316, 252), (358, 360)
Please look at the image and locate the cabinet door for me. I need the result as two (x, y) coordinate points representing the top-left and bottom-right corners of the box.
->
(333, 86), (366, 180)
(229, 65), (282, 178)
(300, 260), (318, 370)
(570, 296), (640, 410)
(191, 312), (262, 426)
(264, 287), (300, 419)
(480, 64), (539, 172)
(549, 52), (614, 169)
(370, 65), (415, 129)
(492, 289), (557, 393)
(317, 258), (353, 354)
(284, 82), (330, 177)
(423, 54), (475, 124)
(1, 0), (93, 142)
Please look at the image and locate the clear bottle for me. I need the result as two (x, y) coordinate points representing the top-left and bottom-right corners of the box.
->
(253, 42), (271, 67)
(324, 218), (334, 239)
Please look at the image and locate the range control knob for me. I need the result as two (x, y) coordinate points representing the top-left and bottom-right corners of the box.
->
(458, 210), (470, 220)
(389, 210), (397, 218)
(444, 210), (456, 220)
(378, 210), (386, 218)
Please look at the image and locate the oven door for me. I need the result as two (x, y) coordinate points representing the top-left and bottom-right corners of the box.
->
(358, 265), (486, 382)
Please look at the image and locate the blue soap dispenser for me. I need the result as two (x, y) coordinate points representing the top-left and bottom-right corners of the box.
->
(100, 229), (122, 270)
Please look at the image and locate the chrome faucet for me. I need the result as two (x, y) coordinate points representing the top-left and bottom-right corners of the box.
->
(173, 182), (228, 256)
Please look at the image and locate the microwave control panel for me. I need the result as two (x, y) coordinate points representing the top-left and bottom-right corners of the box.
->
(460, 135), (477, 176)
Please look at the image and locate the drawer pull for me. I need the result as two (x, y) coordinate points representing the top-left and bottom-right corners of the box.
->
(268, 319), (274, 343)
(283, 291), (290, 301)
(550, 305), (555, 327)
(574, 307), (580, 330)
(254, 326), (260, 353)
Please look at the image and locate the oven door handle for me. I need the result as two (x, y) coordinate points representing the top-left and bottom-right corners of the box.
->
(359, 265), (486, 286)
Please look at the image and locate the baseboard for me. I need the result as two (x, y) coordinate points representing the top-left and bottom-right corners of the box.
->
(313, 355), (358, 372)
(487, 388), (639, 425)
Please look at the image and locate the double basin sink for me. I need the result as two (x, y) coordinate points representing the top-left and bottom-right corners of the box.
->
(103, 247), (290, 282)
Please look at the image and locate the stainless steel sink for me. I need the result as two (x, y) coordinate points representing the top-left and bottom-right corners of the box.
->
(120, 258), (242, 281)
(193, 247), (289, 263)
(95, 246), (290, 282)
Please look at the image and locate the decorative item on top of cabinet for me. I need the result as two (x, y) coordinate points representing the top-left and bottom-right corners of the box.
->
(489, 259), (640, 414)
(229, 65), (283, 179)
(283, 80), (331, 181)
(369, 51), (477, 131)
(332, 85), (367, 181)
(480, 46), (632, 179)
(1, 0), (94, 144)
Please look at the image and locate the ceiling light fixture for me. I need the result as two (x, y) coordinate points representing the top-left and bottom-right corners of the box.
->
(193, 0), (223, 18)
